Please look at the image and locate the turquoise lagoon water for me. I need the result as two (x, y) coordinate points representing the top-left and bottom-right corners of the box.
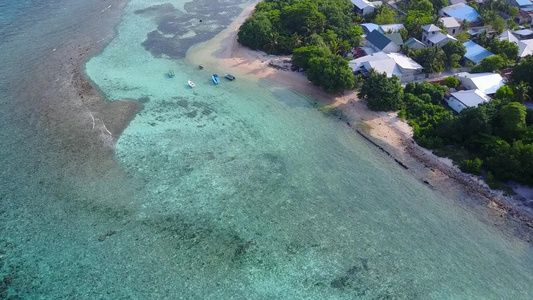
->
(1, 0), (533, 298)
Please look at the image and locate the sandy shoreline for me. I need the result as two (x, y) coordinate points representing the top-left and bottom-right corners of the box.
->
(186, 3), (533, 241)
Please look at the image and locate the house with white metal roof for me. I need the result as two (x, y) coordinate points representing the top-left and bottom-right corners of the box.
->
(349, 52), (423, 82)
(380, 24), (406, 33)
(446, 89), (491, 113)
(455, 72), (505, 95)
(351, 0), (382, 15)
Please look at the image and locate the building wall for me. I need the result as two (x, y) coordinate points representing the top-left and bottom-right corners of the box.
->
(456, 76), (475, 90)
(446, 96), (468, 113)
(446, 26), (461, 35)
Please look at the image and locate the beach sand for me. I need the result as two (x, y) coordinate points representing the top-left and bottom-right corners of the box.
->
(186, 4), (533, 240)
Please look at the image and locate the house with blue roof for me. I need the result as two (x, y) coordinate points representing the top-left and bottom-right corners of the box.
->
(463, 41), (494, 64)
(510, 0), (533, 10)
(365, 30), (401, 53)
(440, 3), (481, 22)
(360, 23), (382, 35)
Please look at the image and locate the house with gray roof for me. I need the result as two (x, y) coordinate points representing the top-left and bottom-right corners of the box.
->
(380, 24), (406, 33)
(349, 52), (423, 82)
(421, 24), (442, 46)
(351, 0), (382, 15)
(365, 30), (401, 53)
(426, 32), (457, 47)
(441, 17), (461, 35)
(404, 37), (426, 50)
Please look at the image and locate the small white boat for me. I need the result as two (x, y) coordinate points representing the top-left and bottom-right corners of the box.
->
(188, 80), (196, 88)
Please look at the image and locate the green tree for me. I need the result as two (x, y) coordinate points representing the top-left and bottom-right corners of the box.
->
(491, 16), (506, 34)
(442, 41), (466, 67)
(471, 55), (505, 73)
(429, 0), (449, 12)
(494, 85), (515, 103)
(513, 82), (531, 103)
(374, 5), (397, 25)
(459, 158), (483, 175)
(280, 2), (326, 35)
(414, 46), (446, 74)
(404, 11), (434, 39)
(455, 31), (470, 43)
(359, 70), (404, 111)
(489, 39), (519, 62)
(511, 56), (533, 89)
(444, 76), (460, 88)
(498, 102), (527, 140)
(238, 13), (274, 51)
(292, 45), (331, 70)
(307, 54), (355, 94)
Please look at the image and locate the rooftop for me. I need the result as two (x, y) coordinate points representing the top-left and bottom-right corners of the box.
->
(455, 72), (505, 94)
(513, 29), (533, 36)
(441, 4), (481, 22)
(498, 30), (519, 44)
(515, 0), (532, 7)
(384, 33), (403, 46)
(422, 24), (441, 33)
(427, 32), (457, 44)
(463, 41), (494, 64)
(387, 53), (423, 70)
(441, 17), (461, 28)
(404, 37), (426, 49)
(450, 89), (491, 108)
(380, 24), (405, 33)
(360, 23), (382, 34)
(366, 30), (394, 50)
(349, 52), (422, 77)
(519, 39), (533, 57)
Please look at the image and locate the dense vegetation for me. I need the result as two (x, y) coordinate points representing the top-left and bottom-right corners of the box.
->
(361, 58), (533, 186)
(238, 0), (362, 93)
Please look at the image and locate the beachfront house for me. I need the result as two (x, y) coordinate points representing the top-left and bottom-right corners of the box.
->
(351, 0), (382, 15)
(463, 41), (493, 64)
(440, 3), (481, 22)
(446, 89), (491, 113)
(349, 52), (423, 82)
(441, 17), (461, 35)
(365, 30), (401, 53)
(455, 72), (505, 95)
(404, 37), (426, 50)
(421, 24), (457, 47)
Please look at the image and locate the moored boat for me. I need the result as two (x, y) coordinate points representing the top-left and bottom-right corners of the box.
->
(224, 73), (235, 81)
(212, 74), (220, 85)
(168, 70), (175, 78)
(188, 80), (196, 88)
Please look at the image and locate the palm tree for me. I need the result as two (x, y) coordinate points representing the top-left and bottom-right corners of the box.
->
(514, 82), (531, 103)
(264, 32), (279, 54)
(460, 19), (470, 31)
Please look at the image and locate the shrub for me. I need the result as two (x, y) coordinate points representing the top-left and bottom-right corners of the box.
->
(459, 158), (483, 175)
(444, 76), (460, 88)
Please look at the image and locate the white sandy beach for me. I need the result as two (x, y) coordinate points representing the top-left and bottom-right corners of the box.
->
(185, 3), (533, 234)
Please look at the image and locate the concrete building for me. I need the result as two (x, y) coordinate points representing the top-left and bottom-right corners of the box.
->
(441, 17), (461, 35)
(421, 24), (442, 46)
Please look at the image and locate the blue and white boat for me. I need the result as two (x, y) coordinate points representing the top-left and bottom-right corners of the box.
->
(212, 74), (220, 85)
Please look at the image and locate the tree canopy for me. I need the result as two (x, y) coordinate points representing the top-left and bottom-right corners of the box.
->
(359, 70), (404, 111)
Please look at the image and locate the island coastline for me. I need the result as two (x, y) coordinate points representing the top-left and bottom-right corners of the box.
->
(186, 3), (533, 241)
